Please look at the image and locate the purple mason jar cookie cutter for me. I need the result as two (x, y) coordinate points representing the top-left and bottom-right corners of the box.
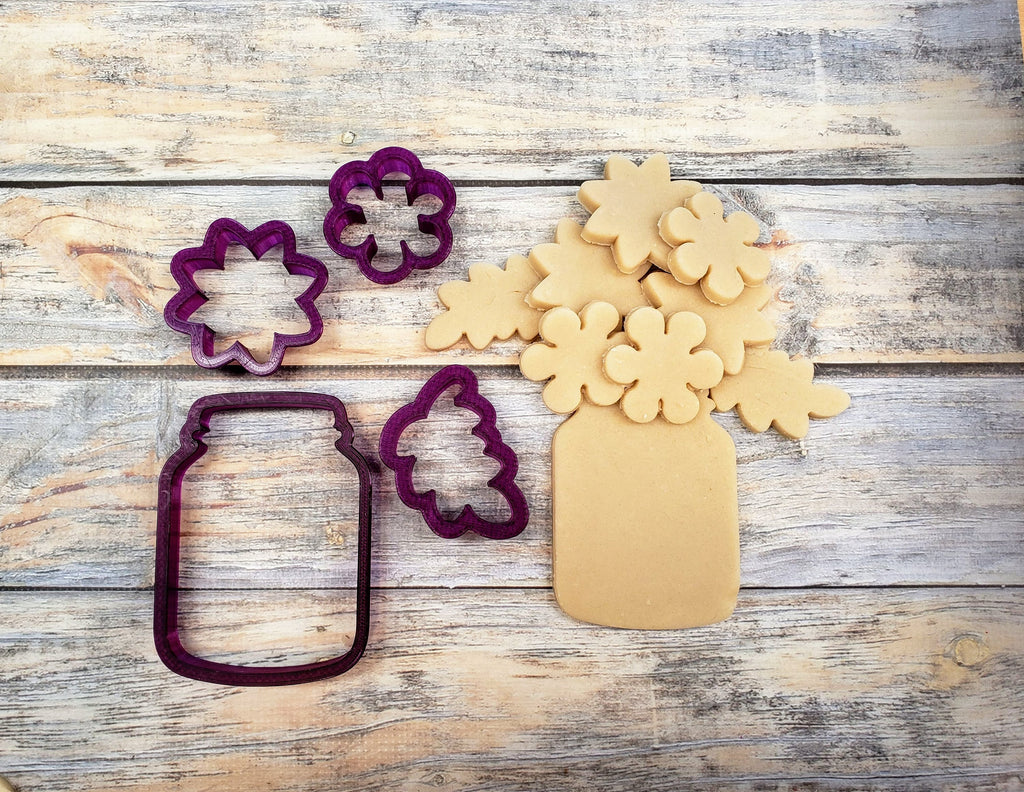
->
(154, 391), (373, 686)
(378, 365), (529, 540)
(323, 146), (457, 285)
(164, 218), (328, 376)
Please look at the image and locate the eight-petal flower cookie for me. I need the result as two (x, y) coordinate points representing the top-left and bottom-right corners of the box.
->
(659, 191), (771, 305)
(605, 307), (725, 424)
(578, 154), (700, 274)
(529, 218), (649, 316)
(425, 255), (544, 350)
(519, 301), (626, 414)
(642, 273), (776, 374)
(710, 347), (851, 439)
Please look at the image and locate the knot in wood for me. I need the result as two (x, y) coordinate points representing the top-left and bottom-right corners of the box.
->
(949, 633), (990, 667)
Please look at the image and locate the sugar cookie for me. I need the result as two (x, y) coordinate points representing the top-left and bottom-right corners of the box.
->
(642, 274), (776, 374)
(659, 191), (771, 305)
(528, 218), (649, 316)
(605, 307), (724, 424)
(710, 346), (851, 439)
(425, 255), (544, 350)
(519, 302), (626, 414)
(552, 398), (739, 630)
(578, 154), (700, 274)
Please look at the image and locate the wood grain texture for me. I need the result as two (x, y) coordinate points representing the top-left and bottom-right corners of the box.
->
(1, 0), (1022, 182)
(1, 372), (1021, 590)
(2, 2), (1023, 788)
(1, 588), (1022, 791)
(1, 184), (1022, 367)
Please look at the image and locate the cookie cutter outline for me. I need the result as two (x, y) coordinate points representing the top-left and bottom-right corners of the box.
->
(164, 218), (328, 376)
(323, 146), (457, 285)
(154, 391), (373, 686)
(378, 365), (529, 540)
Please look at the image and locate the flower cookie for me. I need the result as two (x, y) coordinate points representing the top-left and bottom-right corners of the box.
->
(642, 273), (776, 374)
(528, 218), (649, 316)
(519, 302), (626, 414)
(659, 191), (771, 305)
(605, 307), (724, 424)
(710, 347), (851, 439)
(425, 255), (544, 350)
(578, 154), (700, 274)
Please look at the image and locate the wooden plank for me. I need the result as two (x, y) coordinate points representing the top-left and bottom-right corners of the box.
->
(0, 184), (1021, 366)
(1, 0), (1022, 181)
(1, 372), (1021, 589)
(0, 587), (1021, 791)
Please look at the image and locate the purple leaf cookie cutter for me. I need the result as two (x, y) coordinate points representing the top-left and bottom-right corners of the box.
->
(378, 365), (529, 540)
(154, 391), (373, 686)
(323, 146), (456, 285)
(164, 218), (328, 376)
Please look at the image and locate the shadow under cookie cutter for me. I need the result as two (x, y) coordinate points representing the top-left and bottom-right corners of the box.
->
(323, 146), (457, 285)
(164, 218), (328, 376)
(154, 391), (373, 686)
(378, 365), (529, 540)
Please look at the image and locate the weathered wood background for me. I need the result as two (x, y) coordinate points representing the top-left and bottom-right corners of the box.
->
(1, 1), (1022, 790)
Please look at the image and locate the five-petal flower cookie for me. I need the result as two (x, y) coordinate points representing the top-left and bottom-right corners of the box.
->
(578, 154), (700, 274)
(659, 191), (771, 305)
(605, 307), (725, 424)
(519, 302), (626, 414)
(425, 255), (544, 350)
(710, 347), (850, 439)
(528, 218), (649, 316)
(642, 273), (776, 375)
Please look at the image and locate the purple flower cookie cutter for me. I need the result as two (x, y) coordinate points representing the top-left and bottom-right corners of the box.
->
(164, 218), (328, 376)
(323, 146), (456, 285)
(379, 365), (529, 540)
(154, 391), (373, 686)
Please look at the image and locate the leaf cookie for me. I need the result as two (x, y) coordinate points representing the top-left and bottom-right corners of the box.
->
(642, 274), (776, 375)
(659, 191), (771, 305)
(605, 307), (725, 424)
(425, 255), (544, 350)
(710, 347), (850, 439)
(529, 218), (649, 316)
(519, 302), (626, 414)
(578, 154), (700, 274)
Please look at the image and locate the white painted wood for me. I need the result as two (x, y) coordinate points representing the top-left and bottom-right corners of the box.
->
(0, 1), (1021, 181)
(1, 373), (1020, 589)
(0, 184), (1021, 366)
(0, 588), (1021, 791)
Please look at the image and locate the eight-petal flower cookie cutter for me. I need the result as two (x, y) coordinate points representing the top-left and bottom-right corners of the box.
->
(164, 217), (328, 376)
(378, 365), (529, 540)
(154, 391), (374, 686)
(323, 146), (457, 284)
